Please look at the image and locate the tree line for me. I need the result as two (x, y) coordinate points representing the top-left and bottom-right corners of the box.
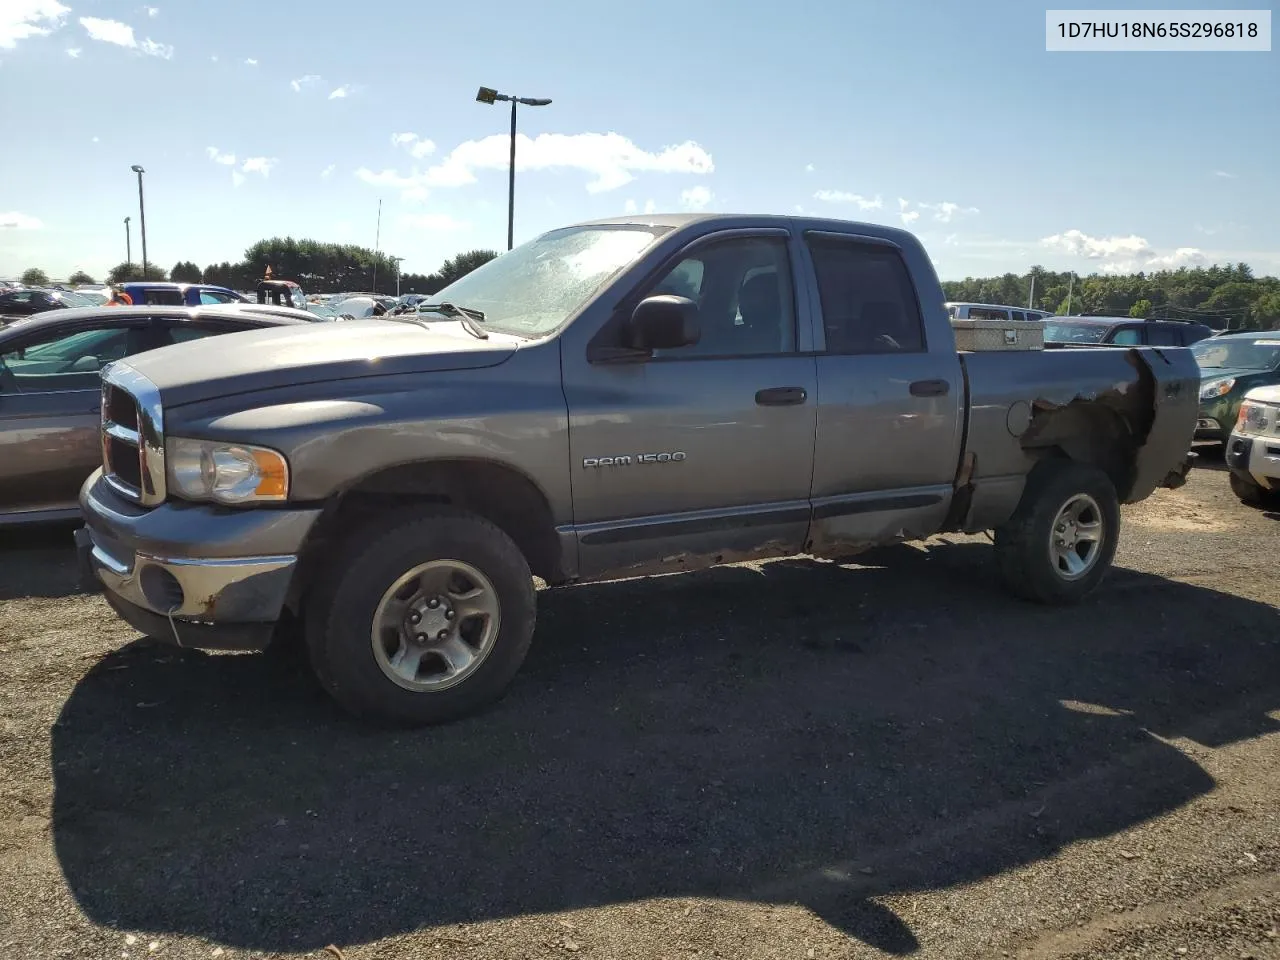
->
(19, 239), (501, 296)
(942, 263), (1280, 330)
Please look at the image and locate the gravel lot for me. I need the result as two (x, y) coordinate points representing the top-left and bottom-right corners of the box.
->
(1, 455), (1277, 960)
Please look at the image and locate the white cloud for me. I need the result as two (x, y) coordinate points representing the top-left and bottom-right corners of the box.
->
(804, 163), (815, 173)
(897, 198), (919, 226)
(240, 156), (277, 177)
(80, 16), (134, 45)
(1, 0), (69, 49)
(0, 211), (43, 229)
(206, 146), (236, 166)
(209, 53), (217, 62)
(1213, 170), (1236, 179)
(919, 201), (979, 223)
(329, 85), (349, 99)
(399, 213), (468, 231)
(65, 46), (79, 56)
(91, 136), (99, 143)
(1145, 247), (1208, 270)
(290, 74), (320, 92)
(79, 16), (171, 57)
(813, 189), (883, 210)
(624, 199), (638, 214)
(139, 37), (171, 58)
(358, 132), (713, 201)
(1040, 229), (1152, 261)
(391, 132), (436, 159)
(320, 164), (336, 179)
(231, 171), (245, 188)
(244, 57), (257, 65)
(145, 5), (159, 16)
(680, 185), (713, 211)
(644, 199), (656, 215)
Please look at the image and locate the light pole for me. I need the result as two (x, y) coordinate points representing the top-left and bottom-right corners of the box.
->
(124, 216), (132, 267)
(391, 256), (405, 298)
(475, 86), (552, 250)
(131, 165), (148, 280)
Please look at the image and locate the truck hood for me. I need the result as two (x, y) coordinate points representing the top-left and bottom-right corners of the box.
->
(117, 318), (521, 407)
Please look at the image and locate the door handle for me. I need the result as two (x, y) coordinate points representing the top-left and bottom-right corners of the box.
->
(909, 379), (950, 398)
(755, 386), (807, 406)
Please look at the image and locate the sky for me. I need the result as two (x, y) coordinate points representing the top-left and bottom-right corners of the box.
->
(0, 0), (1277, 283)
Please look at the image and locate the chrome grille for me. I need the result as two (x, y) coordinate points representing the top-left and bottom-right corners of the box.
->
(100, 363), (166, 507)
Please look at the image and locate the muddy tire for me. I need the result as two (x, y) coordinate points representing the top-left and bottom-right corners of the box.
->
(1229, 470), (1280, 509)
(994, 461), (1120, 605)
(304, 505), (535, 726)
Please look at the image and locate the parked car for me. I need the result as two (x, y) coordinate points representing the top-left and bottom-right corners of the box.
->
(115, 282), (249, 306)
(1225, 384), (1280, 507)
(0, 287), (100, 319)
(946, 302), (1053, 322)
(1043, 316), (1213, 349)
(1192, 330), (1280, 442)
(0, 304), (313, 526)
(76, 213), (1199, 726)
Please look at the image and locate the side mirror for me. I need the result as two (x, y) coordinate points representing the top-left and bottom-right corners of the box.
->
(624, 295), (700, 352)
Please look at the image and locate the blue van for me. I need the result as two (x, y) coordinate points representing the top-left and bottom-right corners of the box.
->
(116, 282), (248, 306)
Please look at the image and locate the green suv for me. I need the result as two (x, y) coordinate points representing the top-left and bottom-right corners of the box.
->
(1193, 330), (1280, 441)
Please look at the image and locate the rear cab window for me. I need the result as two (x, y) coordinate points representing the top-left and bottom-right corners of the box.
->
(805, 235), (926, 354)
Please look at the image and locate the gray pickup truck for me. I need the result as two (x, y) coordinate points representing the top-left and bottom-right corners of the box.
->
(76, 214), (1199, 725)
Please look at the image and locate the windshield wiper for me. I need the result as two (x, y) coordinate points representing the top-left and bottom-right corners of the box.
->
(415, 301), (488, 339)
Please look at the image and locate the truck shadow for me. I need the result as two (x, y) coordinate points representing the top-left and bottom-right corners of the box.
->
(50, 542), (1280, 955)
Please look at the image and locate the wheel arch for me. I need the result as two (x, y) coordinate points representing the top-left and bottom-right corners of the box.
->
(290, 458), (566, 610)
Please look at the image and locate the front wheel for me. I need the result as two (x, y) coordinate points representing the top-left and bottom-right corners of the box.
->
(994, 461), (1121, 605)
(305, 506), (536, 726)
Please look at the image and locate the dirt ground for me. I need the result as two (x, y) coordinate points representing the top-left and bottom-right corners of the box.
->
(0, 454), (1277, 960)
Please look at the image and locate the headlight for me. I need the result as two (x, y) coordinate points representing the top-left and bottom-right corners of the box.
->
(1236, 400), (1273, 434)
(1200, 377), (1235, 401)
(166, 437), (289, 504)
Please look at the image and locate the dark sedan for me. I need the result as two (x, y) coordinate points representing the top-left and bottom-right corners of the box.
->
(1043, 316), (1213, 348)
(0, 288), (100, 320)
(0, 304), (315, 525)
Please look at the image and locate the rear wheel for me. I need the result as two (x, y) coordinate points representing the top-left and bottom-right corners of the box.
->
(305, 506), (536, 725)
(994, 461), (1120, 605)
(1229, 470), (1280, 509)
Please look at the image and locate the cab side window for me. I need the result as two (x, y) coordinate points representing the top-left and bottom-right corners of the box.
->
(806, 237), (926, 354)
(198, 290), (238, 305)
(1109, 327), (1142, 346)
(1147, 325), (1181, 347)
(645, 236), (797, 359)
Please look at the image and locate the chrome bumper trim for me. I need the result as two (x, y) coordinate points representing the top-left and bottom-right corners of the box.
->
(87, 532), (296, 621)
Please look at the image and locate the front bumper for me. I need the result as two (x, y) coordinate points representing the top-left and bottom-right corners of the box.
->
(78, 470), (322, 650)
(1227, 431), (1280, 488)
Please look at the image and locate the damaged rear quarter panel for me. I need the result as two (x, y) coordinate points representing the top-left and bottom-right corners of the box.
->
(960, 346), (1200, 522)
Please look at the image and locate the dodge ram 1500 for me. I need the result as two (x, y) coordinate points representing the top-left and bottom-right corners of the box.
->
(76, 214), (1199, 725)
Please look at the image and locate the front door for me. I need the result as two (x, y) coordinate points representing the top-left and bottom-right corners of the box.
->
(797, 231), (965, 554)
(563, 230), (818, 579)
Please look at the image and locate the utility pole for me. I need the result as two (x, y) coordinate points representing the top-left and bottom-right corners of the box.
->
(124, 216), (132, 267)
(131, 165), (148, 279)
(1065, 273), (1075, 315)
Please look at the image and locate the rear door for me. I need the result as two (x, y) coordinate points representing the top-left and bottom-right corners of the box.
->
(797, 231), (965, 554)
